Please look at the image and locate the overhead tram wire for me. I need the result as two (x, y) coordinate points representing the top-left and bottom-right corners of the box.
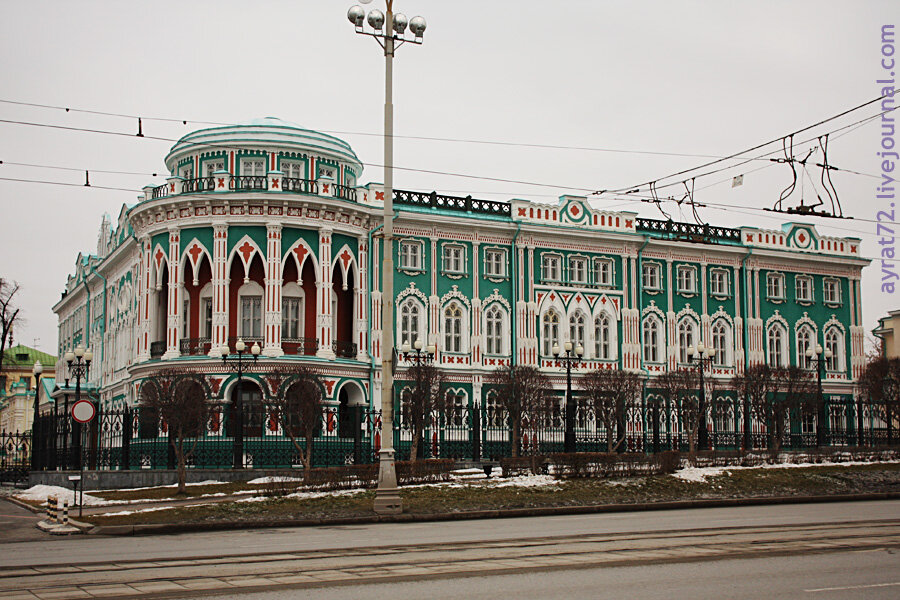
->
(600, 93), (896, 196)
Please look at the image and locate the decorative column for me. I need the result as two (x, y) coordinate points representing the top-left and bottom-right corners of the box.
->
(733, 266), (745, 375)
(136, 236), (152, 362)
(515, 241), (528, 365)
(850, 275), (865, 379)
(263, 223), (283, 357)
(356, 239), (369, 361)
(371, 236), (382, 362)
(666, 259), (676, 371)
(162, 228), (181, 359)
(317, 226), (336, 358)
(471, 240), (482, 368)
(700, 262), (709, 342)
(208, 223), (229, 357)
(429, 237), (439, 353)
(748, 266), (764, 365)
(621, 253), (640, 371)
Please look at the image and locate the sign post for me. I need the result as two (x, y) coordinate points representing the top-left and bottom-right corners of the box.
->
(71, 400), (95, 517)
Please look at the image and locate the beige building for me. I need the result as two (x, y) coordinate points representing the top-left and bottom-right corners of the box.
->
(873, 310), (900, 358)
(0, 344), (57, 433)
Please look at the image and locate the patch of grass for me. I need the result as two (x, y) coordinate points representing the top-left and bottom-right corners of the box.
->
(84, 463), (900, 528)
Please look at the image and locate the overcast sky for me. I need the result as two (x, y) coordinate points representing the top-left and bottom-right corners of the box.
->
(0, 0), (896, 356)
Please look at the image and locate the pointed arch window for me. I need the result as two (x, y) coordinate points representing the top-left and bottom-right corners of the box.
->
(797, 325), (814, 369)
(594, 313), (612, 360)
(443, 303), (463, 353)
(400, 299), (423, 348)
(642, 316), (662, 363)
(569, 311), (586, 350)
(542, 309), (560, 356)
(825, 328), (843, 372)
(485, 305), (505, 355)
(767, 325), (786, 367)
(678, 319), (697, 363)
(711, 320), (730, 366)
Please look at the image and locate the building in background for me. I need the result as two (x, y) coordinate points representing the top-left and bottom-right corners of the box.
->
(48, 118), (871, 468)
(0, 344), (57, 433)
(873, 310), (900, 358)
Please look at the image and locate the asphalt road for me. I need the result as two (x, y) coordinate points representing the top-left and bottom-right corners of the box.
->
(0, 496), (44, 543)
(0, 500), (897, 599)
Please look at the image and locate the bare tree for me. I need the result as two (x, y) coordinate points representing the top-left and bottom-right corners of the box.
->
(656, 368), (701, 456)
(859, 356), (900, 446)
(732, 363), (779, 451)
(264, 366), (324, 473)
(139, 370), (209, 494)
(579, 368), (643, 452)
(490, 365), (552, 458)
(399, 361), (445, 462)
(0, 279), (21, 374)
(770, 366), (817, 453)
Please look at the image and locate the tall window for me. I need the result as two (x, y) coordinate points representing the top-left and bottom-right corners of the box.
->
(182, 299), (190, 337)
(443, 303), (463, 353)
(594, 258), (613, 287)
(569, 257), (587, 284)
(484, 392), (502, 428)
(204, 160), (224, 177)
(711, 321), (729, 366)
(710, 269), (729, 296)
(642, 263), (661, 289)
(797, 326), (814, 369)
(767, 325), (786, 367)
(594, 314), (612, 359)
(442, 245), (464, 274)
(767, 273), (785, 299)
(445, 391), (465, 427)
(202, 298), (213, 339)
(542, 255), (561, 281)
(825, 329), (842, 372)
(542, 310), (560, 356)
(282, 297), (302, 339)
(643, 317), (662, 362)
(677, 266), (697, 293)
(678, 320), (696, 363)
(241, 158), (266, 176)
(795, 275), (812, 302)
(281, 160), (305, 179)
(240, 296), (262, 338)
(485, 305), (504, 355)
(569, 311), (586, 350)
(400, 300), (422, 347)
(400, 241), (422, 270)
(824, 279), (841, 304)
(484, 249), (506, 277)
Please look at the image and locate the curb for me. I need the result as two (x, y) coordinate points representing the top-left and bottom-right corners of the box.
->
(85, 491), (900, 536)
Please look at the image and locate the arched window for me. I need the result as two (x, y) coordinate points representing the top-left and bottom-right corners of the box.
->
(594, 314), (612, 360)
(238, 281), (264, 339)
(643, 316), (662, 363)
(678, 319), (697, 363)
(399, 299), (423, 348)
(825, 328), (843, 372)
(797, 325), (814, 369)
(542, 309), (560, 356)
(485, 305), (504, 355)
(444, 390), (466, 427)
(767, 325), (786, 367)
(569, 311), (586, 351)
(281, 282), (305, 341)
(711, 321), (730, 367)
(443, 303), (463, 353)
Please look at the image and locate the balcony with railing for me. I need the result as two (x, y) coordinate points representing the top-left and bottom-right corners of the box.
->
(393, 189), (512, 218)
(282, 337), (319, 356)
(179, 338), (212, 356)
(332, 340), (358, 359)
(636, 218), (741, 245)
(149, 341), (166, 359)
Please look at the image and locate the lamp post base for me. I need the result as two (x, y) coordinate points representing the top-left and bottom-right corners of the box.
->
(373, 448), (402, 515)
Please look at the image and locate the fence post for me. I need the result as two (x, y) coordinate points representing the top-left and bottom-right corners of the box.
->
(353, 404), (362, 465)
(472, 403), (481, 462)
(167, 424), (176, 470)
(121, 406), (131, 470)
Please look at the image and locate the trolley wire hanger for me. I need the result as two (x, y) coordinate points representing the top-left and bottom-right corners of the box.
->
(766, 134), (849, 219)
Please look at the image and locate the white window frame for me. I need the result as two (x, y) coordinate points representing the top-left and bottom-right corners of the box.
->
(711, 320), (730, 367)
(484, 305), (505, 355)
(767, 273), (785, 300)
(442, 244), (465, 274)
(317, 164), (336, 179)
(825, 328), (843, 372)
(642, 316), (663, 363)
(795, 275), (813, 303)
(569, 257), (588, 284)
(569, 311), (587, 349)
(824, 278), (842, 305)
(767, 325), (787, 367)
(399, 299), (424, 348)
(796, 325), (814, 369)
(204, 159), (225, 177)
(593, 258), (614, 287)
(239, 291), (263, 339)
(281, 282), (305, 340)
(241, 158), (266, 176)
(676, 266), (697, 294)
(484, 249), (506, 278)
(594, 313), (615, 360)
(642, 263), (661, 290)
(678, 319), (697, 364)
(281, 160), (307, 180)
(542, 254), (561, 282)
(709, 269), (729, 296)
(399, 241), (423, 271)
(443, 302), (464, 353)
(542, 309), (561, 356)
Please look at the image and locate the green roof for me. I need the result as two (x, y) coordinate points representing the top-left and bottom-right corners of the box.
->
(1, 344), (57, 368)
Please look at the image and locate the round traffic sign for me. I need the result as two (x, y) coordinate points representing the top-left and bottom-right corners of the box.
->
(72, 399), (96, 423)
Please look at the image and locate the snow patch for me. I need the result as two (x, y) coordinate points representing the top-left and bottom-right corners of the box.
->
(15, 485), (107, 506)
(246, 476), (304, 484)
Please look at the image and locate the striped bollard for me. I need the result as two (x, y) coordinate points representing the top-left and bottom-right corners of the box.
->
(60, 500), (69, 525)
(46, 496), (56, 522)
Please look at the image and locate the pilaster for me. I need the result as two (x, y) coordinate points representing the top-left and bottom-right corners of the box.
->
(263, 223), (283, 357)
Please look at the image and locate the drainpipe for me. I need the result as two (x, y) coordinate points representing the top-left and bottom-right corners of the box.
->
(741, 248), (753, 372)
(636, 236), (651, 373)
(511, 221), (522, 367)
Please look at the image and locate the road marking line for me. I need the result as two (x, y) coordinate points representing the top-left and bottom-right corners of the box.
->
(805, 581), (900, 593)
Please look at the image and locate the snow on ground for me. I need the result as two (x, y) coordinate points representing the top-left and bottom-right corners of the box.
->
(246, 476), (304, 484)
(15, 485), (107, 506)
(671, 458), (900, 482)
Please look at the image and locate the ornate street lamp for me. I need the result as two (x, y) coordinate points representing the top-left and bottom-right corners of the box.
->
(687, 342), (715, 451)
(221, 339), (260, 469)
(31, 360), (42, 471)
(805, 344), (833, 448)
(553, 341), (583, 453)
(348, 0), (426, 515)
(64, 345), (93, 470)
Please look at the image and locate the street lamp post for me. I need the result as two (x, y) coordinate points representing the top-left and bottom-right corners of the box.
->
(553, 341), (583, 454)
(220, 339), (260, 469)
(64, 346), (93, 471)
(805, 344), (833, 448)
(348, 0), (426, 515)
(687, 343), (715, 451)
(399, 339), (436, 461)
(31, 361), (42, 471)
